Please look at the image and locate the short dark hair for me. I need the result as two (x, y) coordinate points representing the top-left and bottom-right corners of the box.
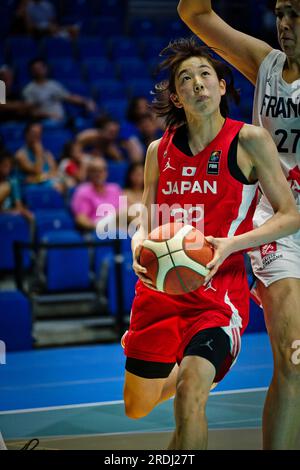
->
(152, 37), (240, 129)
(23, 120), (42, 136)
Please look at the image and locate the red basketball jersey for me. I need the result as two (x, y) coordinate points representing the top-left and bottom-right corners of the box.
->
(155, 118), (258, 242)
(124, 118), (258, 374)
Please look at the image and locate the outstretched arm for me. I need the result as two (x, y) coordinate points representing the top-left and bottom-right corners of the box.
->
(177, 0), (272, 84)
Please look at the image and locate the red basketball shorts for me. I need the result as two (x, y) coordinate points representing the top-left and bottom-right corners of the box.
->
(124, 255), (249, 382)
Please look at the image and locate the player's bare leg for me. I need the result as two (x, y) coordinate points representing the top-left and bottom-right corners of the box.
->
(258, 278), (300, 449)
(171, 356), (215, 450)
(124, 364), (178, 419)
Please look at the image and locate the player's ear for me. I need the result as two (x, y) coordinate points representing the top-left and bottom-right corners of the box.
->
(219, 79), (226, 97)
(170, 93), (183, 108)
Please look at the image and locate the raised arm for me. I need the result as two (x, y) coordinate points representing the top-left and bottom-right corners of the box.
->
(177, 0), (272, 84)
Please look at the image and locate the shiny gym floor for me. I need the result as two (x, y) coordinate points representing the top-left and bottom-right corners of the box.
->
(0, 332), (272, 450)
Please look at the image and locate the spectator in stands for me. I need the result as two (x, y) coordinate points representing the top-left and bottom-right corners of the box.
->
(123, 162), (144, 209)
(22, 59), (96, 124)
(0, 65), (35, 122)
(71, 157), (124, 232)
(77, 113), (148, 163)
(15, 121), (64, 191)
(58, 141), (90, 188)
(76, 115), (125, 162)
(14, 0), (79, 39)
(136, 113), (163, 156)
(0, 150), (33, 221)
(124, 97), (165, 158)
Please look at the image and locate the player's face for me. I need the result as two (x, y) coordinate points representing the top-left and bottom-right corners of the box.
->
(275, 1), (300, 58)
(173, 57), (226, 118)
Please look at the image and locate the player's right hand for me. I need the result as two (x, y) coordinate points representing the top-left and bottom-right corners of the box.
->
(132, 241), (157, 289)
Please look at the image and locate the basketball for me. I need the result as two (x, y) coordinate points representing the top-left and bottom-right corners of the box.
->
(139, 222), (214, 295)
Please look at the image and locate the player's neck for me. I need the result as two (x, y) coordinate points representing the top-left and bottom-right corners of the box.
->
(186, 113), (225, 155)
(283, 55), (300, 83)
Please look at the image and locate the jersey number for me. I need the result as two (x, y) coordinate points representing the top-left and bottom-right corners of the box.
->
(275, 129), (300, 154)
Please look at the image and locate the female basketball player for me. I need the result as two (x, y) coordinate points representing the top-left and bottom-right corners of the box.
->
(178, 0), (300, 450)
(122, 37), (300, 449)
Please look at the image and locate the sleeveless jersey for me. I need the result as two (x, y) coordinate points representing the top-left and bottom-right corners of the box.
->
(253, 49), (300, 215)
(156, 118), (258, 244)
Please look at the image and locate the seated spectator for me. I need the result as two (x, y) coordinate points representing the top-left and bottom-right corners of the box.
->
(58, 141), (90, 188)
(15, 121), (63, 191)
(77, 114), (148, 163)
(76, 115), (125, 162)
(71, 157), (124, 232)
(0, 65), (35, 122)
(136, 113), (163, 156)
(0, 149), (33, 221)
(123, 162), (144, 208)
(14, 0), (79, 39)
(23, 59), (96, 124)
(126, 97), (150, 125)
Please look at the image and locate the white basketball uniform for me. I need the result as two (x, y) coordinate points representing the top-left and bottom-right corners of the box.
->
(250, 49), (300, 287)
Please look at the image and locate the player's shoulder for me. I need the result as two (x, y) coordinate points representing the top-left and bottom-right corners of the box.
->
(239, 124), (275, 163)
(146, 137), (163, 155)
(239, 123), (271, 145)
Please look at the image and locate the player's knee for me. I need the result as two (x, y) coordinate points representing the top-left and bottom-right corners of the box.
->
(176, 371), (208, 413)
(124, 393), (155, 419)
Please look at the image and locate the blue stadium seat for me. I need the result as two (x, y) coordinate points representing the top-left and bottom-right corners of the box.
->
(125, 78), (154, 99)
(0, 122), (25, 142)
(77, 37), (107, 60)
(117, 58), (150, 80)
(91, 79), (127, 101)
(42, 230), (91, 292)
(140, 37), (167, 60)
(0, 291), (33, 351)
(84, 58), (116, 81)
(157, 18), (190, 38)
(130, 18), (158, 38)
(111, 38), (139, 60)
(34, 209), (75, 241)
(88, 16), (123, 36)
(23, 186), (65, 211)
(101, 98), (128, 121)
(7, 37), (39, 62)
(43, 37), (75, 59)
(107, 161), (129, 187)
(59, 79), (91, 97)
(90, 0), (125, 18)
(42, 128), (73, 160)
(49, 59), (82, 81)
(0, 214), (30, 271)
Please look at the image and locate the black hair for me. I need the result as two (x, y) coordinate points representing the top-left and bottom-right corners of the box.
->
(152, 37), (240, 128)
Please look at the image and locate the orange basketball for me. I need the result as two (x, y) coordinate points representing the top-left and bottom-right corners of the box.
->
(139, 222), (214, 295)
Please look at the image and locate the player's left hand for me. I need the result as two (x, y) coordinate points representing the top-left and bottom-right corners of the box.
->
(203, 236), (235, 285)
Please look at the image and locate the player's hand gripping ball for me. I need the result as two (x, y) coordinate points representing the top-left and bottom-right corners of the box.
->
(140, 222), (214, 294)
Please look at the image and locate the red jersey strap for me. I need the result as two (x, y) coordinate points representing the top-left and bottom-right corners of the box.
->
(157, 118), (245, 173)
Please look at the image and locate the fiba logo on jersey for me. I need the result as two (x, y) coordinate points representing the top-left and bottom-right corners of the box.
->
(291, 79), (300, 105)
(0, 340), (6, 365)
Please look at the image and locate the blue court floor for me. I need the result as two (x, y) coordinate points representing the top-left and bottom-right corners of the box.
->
(0, 332), (272, 448)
